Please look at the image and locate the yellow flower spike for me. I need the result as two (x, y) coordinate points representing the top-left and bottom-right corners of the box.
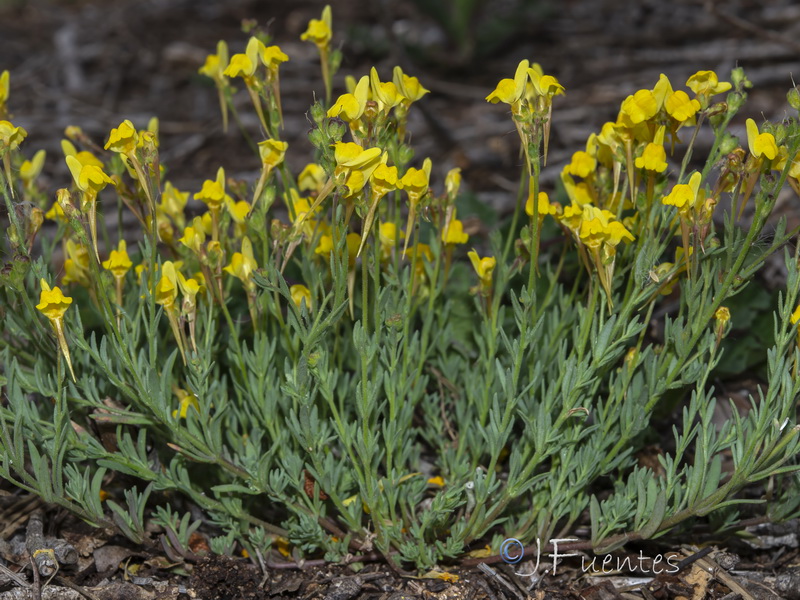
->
(525, 191), (557, 220)
(290, 284), (312, 311)
(666, 90), (701, 124)
(36, 279), (76, 381)
(619, 89), (658, 126)
(652, 74), (674, 111)
(179, 217), (207, 255)
(327, 75), (370, 123)
(104, 119), (138, 155)
(635, 125), (668, 173)
(441, 215), (469, 246)
(301, 5), (333, 49)
(392, 66), (430, 104)
(224, 236), (258, 292)
(566, 150), (597, 178)
(686, 70), (731, 106)
(258, 139), (288, 168)
(468, 250), (496, 288)
(745, 118), (778, 161)
(298, 163), (327, 193)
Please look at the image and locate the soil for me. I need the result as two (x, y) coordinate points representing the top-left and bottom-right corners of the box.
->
(2, 0), (800, 598)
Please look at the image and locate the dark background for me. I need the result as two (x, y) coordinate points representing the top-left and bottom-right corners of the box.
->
(1, 0), (798, 220)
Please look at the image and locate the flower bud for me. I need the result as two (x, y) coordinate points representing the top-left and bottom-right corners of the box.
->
(787, 87), (800, 111)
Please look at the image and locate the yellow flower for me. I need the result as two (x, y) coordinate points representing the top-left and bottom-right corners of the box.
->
(635, 125), (668, 173)
(102, 240), (133, 280)
(369, 67), (406, 112)
(224, 237), (258, 291)
(194, 167), (229, 212)
(199, 40), (229, 81)
(392, 66), (430, 103)
(258, 139), (288, 168)
(792, 305), (800, 325)
(227, 199), (251, 225)
(290, 284), (312, 310)
(159, 182), (190, 227)
(651, 73), (674, 111)
(36, 279), (75, 381)
(566, 151), (596, 178)
(0, 70), (8, 108)
(525, 191), (557, 219)
(65, 155), (113, 195)
(526, 64), (565, 101)
(578, 206), (634, 249)
(662, 171), (702, 216)
(300, 5), (332, 49)
(172, 389), (199, 419)
(327, 76), (369, 122)
(665, 90), (701, 123)
(104, 120), (138, 155)
(0, 120), (27, 150)
(334, 143), (385, 197)
(745, 118), (778, 161)
(686, 70), (731, 99)
(62, 240), (90, 287)
(468, 250), (496, 287)
(224, 53), (256, 79)
(298, 163), (327, 193)
(45, 200), (67, 222)
(260, 45), (289, 72)
(379, 222), (404, 261)
(155, 261), (179, 308)
(345, 233), (361, 267)
(714, 306), (730, 324)
(179, 217), (207, 255)
(61, 140), (104, 169)
(445, 168), (461, 199)
(370, 163), (398, 199)
(442, 214), (469, 245)
(486, 59), (529, 107)
(398, 159), (431, 206)
(37, 278), (73, 321)
(619, 89), (658, 126)
(20, 149), (46, 185)
(315, 234), (334, 257)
